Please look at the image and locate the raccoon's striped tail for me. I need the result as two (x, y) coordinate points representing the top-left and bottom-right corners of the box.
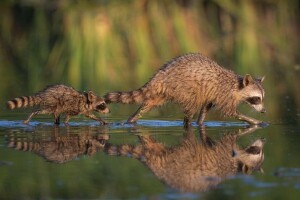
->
(104, 87), (150, 104)
(7, 139), (41, 152)
(6, 95), (41, 109)
(104, 144), (144, 159)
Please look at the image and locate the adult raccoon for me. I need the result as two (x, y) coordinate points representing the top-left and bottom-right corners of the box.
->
(104, 53), (265, 126)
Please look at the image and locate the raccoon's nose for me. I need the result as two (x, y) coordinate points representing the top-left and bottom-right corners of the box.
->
(260, 108), (266, 113)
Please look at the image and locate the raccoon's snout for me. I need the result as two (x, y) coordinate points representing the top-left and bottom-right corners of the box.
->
(258, 106), (266, 113)
(250, 103), (266, 114)
(95, 103), (110, 114)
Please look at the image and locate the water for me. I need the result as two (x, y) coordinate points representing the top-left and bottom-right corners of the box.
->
(0, 113), (300, 199)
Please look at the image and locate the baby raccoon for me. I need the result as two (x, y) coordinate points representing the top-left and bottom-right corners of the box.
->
(7, 84), (110, 125)
(104, 53), (266, 126)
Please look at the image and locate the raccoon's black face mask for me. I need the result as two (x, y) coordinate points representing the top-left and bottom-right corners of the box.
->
(240, 74), (266, 113)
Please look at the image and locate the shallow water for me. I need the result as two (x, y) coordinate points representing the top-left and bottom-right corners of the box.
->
(0, 113), (300, 199)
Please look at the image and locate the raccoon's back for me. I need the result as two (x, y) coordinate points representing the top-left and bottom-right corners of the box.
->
(38, 85), (82, 106)
(153, 53), (228, 82)
(40, 84), (79, 97)
(147, 53), (237, 105)
(6, 85), (81, 110)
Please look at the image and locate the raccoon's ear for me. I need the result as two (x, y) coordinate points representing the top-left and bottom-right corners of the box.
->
(258, 167), (264, 173)
(243, 74), (254, 87)
(256, 76), (265, 83)
(87, 91), (97, 103)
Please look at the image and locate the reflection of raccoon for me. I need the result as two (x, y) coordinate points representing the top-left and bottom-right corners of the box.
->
(104, 53), (265, 126)
(105, 127), (265, 192)
(7, 84), (110, 125)
(7, 134), (109, 164)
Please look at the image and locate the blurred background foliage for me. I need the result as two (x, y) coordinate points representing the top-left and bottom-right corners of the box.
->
(0, 1), (300, 198)
(0, 0), (299, 123)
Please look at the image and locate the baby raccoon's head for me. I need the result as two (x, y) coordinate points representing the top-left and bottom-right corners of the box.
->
(239, 74), (266, 113)
(234, 138), (265, 174)
(86, 91), (110, 114)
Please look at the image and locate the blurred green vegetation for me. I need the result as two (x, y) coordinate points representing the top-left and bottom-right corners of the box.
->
(0, 0), (299, 123)
(0, 1), (299, 198)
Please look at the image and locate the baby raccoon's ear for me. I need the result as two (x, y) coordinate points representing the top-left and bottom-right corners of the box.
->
(243, 74), (254, 87)
(87, 91), (97, 103)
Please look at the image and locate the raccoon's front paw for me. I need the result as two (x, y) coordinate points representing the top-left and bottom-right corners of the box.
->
(257, 121), (269, 127)
(237, 114), (264, 126)
(99, 120), (109, 125)
(249, 119), (262, 125)
(126, 119), (138, 124)
(23, 120), (29, 125)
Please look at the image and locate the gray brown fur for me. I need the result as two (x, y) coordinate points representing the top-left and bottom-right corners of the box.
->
(7, 84), (110, 125)
(104, 53), (266, 125)
(104, 127), (265, 192)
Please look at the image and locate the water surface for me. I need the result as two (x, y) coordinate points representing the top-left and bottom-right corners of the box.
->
(0, 113), (300, 199)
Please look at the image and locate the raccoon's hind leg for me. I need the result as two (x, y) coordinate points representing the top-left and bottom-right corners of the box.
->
(23, 109), (49, 124)
(127, 103), (155, 124)
(23, 111), (39, 124)
(197, 103), (214, 125)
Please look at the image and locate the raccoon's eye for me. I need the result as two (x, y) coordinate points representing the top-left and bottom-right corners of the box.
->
(246, 97), (261, 105)
(96, 103), (106, 110)
(246, 146), (261, 155)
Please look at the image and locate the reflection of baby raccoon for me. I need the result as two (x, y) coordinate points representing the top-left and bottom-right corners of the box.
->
(104, 53), (265, 126)
(105, 127), (265, 192)
(7, 84), (110, 125)
(7, 133), (110, 164)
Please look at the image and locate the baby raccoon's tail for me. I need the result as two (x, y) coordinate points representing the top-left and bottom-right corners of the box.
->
(104, 143), (144, 159)
(7, 139), (40, 152)
(104, 87), (151, 104)
(6, 95), (42, 109)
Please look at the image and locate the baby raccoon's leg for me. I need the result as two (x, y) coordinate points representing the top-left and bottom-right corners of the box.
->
(23, 111), (40, 124)
(23, 109), (49, 124)
(127, 103), (154, 124)
(85, 113), (107, 125)
(197, 103), (213, 125)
